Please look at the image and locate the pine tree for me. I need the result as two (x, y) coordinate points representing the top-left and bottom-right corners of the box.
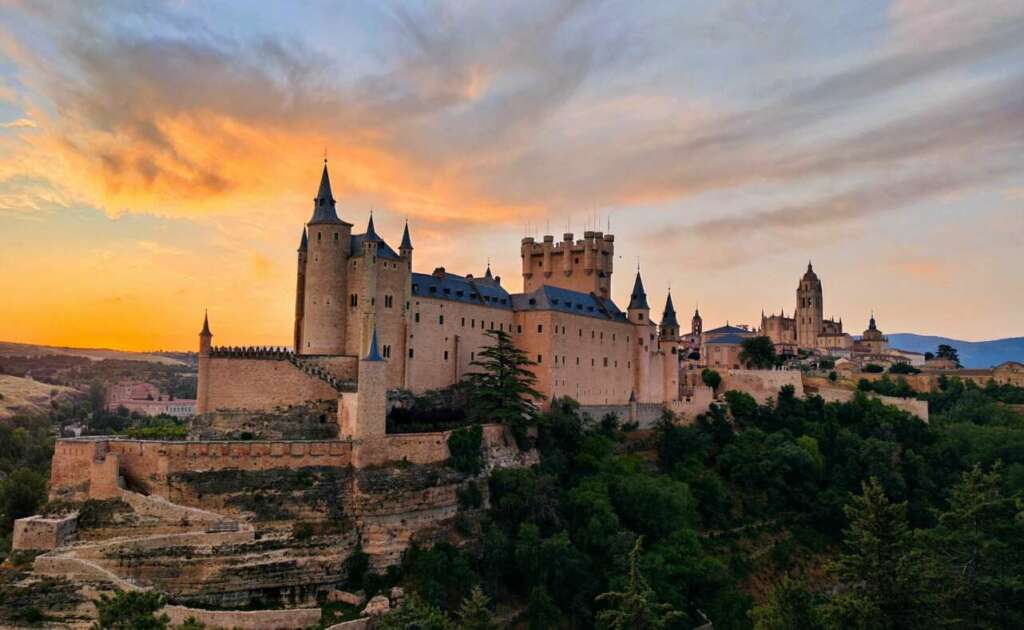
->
(465, 329), (542, 446)
(375, 594), (454, 630)
(455, 586), (498, 630)
(595, 537), (683, 630)
(930, 463), (1024, 629)
(823, 478), (938, 630)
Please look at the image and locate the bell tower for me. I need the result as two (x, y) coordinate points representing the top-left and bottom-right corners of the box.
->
(795, 261), (823, 349)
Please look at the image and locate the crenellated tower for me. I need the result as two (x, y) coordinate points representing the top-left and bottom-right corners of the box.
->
(520, 230), (614, 298)
(298, 161), (352, 355)
(795, 261), (824, 349)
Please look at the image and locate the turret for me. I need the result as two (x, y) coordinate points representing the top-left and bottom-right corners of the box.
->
(692, 307), (703, 337)
(300, 161), (351, 355)
(627, 271), (650, 323)
(659, 291), (679, 339)
(197, 311), (212, 414)
(399, 220), (413, 268)
(293, 228), (308, 351)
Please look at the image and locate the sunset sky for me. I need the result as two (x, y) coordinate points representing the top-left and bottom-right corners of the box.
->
(1, 1), (1022, 351)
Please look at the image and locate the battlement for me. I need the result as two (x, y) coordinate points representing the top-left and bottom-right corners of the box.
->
(520, 232), (615, 297)
(206, 347), (356, 394)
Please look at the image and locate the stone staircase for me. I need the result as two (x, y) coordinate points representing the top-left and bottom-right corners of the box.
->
(287, 354), (357, 392)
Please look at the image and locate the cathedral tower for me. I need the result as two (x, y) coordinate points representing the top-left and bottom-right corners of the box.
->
(795, 261), (823, 349)
(299, 161), (352, 355)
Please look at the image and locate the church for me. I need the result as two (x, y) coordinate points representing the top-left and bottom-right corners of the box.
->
(197, 162), (684, 415)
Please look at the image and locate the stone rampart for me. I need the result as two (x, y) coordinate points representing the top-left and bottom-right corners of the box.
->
(162, 604), (321, 629)
(12, 514), (78, 550)
(722, 369), (804, 403)
(666, 386), (715, 423)
(815, 386), (929, 421)
(204, 356), (345, 412)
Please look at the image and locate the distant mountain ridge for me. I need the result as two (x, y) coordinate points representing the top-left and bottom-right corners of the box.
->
(887, 334), (1024, 369)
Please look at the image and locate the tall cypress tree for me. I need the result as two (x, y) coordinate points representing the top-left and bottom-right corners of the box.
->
(595, 537), (684, 630)
(465, 329), (542, 446)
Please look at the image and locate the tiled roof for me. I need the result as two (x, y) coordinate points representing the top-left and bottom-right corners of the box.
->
(411, 272), (512, 308)
(511, 285), (626, 321)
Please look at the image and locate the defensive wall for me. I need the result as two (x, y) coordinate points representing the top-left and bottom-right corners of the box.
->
(49, 424), (526, 501)
(163, 605), (321, 630)
(12, 513), (78, 550)
(720, 369), (804, 403)
(201, 348), (357, 413)
(813, 386), (930, 421)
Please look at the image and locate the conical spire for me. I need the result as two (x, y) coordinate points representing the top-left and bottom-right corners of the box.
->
(200, 310), (212, 336)
(365, 213), (380, 241)
(298, 227), (308, 252)
(661, 291), (678, 327)
(309, 161), (343, 225)
(484, 262), (493, 280)
(364, 325), (383, 361)
(628, 271), (650, 310)
(400, 220), (413, 250)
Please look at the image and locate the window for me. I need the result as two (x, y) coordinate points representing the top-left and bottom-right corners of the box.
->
(350, 294), (358, 307)
(576, 357), (580, 365)
(408, 348), (414, 358)
(382, 345), (391, 358)
(384, 295), (393, 308)
(517, 325), (522, 334)
(490, 321), (494, 330)
(537, 324), (543, 333)
(461, 317), (466, 327)
(334, 232), (339, 241)
(537, 354), (542, 363)
(439, 315), (444, 325)
(638, 313), (644, 320)
(471, 352), (475, 361)
(603, 357), (608, 367)
(579, 329), (583, 337)
(472, 319), (476, 328)
(317, 231), (322, 241)
(444, 350), (449, 361)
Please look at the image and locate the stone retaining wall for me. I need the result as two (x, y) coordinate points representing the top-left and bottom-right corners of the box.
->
(163, 604), (321, 629)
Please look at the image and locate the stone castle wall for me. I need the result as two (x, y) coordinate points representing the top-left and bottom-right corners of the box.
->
(163, 605), (321, 630)
(204, 356), (346, 412)
(720, 369), (805, 403)
(12, 514), (78, 550)
(815, 386), (930, 421)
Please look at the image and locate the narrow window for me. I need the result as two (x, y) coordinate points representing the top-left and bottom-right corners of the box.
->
(461, 317), (466, 327)
(439, 315), (444, 325)
(350, 294), (358, 307)
(444, 350), (449, 361)
(537, 324), (543, 333)
(414, 312), (420, 323)
(517, 325), (522, 334)
(408, 348), (414, 358)
(537, 354), (542, 363)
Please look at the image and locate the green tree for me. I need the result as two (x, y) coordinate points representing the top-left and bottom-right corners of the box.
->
(823, 478), (937, 630)
(177, 618), (206, 630)
(455, 586), (498, 630)
(525, 586), (561, 630)
(595, 537), (683, 630)
(0, 468), (47, 532)
(376, 594), (454, 630)
(700, 368), (722, 391)
(739, 336), (778, 369)
(465, 330), (542, 446)
(448, 425), (484, 475)
(91, 591), (169, 630)
(936, 344), (961, 368)
(749, 578), (824, 630)
(929, 464), (1024, 629)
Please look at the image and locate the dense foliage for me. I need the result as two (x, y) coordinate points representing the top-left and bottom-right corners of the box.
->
(383, 376), (1024, 628)
(739, 337), (779, 370)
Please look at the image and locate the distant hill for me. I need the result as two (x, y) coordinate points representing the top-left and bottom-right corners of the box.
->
(887, 334), (1024, 369)
(0, 341), (189, 366)
(0, 374), (80, 419)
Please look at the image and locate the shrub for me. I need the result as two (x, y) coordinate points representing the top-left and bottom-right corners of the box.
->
(457, 481), (483, 509)
(448, 425), (484, 475)
(828, 371), (838, 382)
(863, 364), (884, 373)
(292, 522), (314, 540)
(702, 368), (722, 390)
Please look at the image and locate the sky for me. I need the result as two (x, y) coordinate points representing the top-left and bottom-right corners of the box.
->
(0, 0), (1022, 351)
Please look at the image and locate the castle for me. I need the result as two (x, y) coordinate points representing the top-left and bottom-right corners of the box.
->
(197, 162), (685, 428)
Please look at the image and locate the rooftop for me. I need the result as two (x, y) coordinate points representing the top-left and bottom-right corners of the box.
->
(511, 285), (626, 321)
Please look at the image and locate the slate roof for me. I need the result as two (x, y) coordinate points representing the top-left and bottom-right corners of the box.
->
(661, 292), (679, 328)
(411, 272), (513, 309)
(511, 285), (627, 321)
(400, 221), (413, 250)
(705, 333), (749, 345)
(628, 272), (650, 310)
(703, 324), (750, 336)
(350, 233), (402, 260)
(308, 163), (347, 225)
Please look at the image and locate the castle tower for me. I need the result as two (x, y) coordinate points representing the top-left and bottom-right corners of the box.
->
(795, 261), (823, 349)
(659, 291), (679, 340)
(399, 220), (413, 268)
(300, 161), (352, 355)
(358, 214), (381, 356)
(399, 220), (414, 388)
(197, 311), (212, 414)
(659, 291), (680, 401)
(354, 326), (387, 439)
(520, 230), (614, 297)
(628, 270), (652, 401)
(692, 307), (703, 337)
(293, 228), (307, 351)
